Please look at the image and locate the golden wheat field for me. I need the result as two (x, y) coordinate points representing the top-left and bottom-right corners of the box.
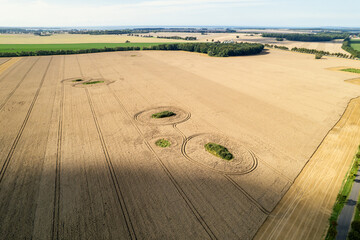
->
(0, 49), (359, 239)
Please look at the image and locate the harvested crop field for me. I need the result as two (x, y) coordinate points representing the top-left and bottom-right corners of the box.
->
(0, 49), (360, 239)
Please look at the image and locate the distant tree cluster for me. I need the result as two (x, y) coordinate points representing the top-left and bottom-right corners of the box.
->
(0, 43), (264, 58)
(156, 36), (197, 40)
(262, 33), (349, 42)
(342, 38), (360, 58)
(143, 42), (264, 57)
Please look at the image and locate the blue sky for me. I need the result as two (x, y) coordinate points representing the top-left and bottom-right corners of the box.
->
(0, 0), (359, 27)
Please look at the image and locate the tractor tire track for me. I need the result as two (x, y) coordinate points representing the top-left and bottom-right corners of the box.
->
(51, 56), (65, 240)
(109, 86), (217, 240)
(76, 55), (137, 240)
(0, 58), (23, 82)
(172, 125), (270, 215)
(0, 57), (52, 183)
(85, 89), (137, 240)
(0, 57), (40, 111)
(86, 53), (216, 239)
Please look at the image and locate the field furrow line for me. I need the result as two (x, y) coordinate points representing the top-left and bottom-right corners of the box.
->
(173, 125), (270, 214)
(292, 127), (357, 240)
(85, 88), (137, 240)
(308, 102), (360, 239)
(225, 175), (271, 215)
(85, 54), (217, 238)
(256, 97), (360, 240)
(51, 56), (65, 240)
(0, 58), (21, 82)
(109, 86), (217, 240)
(0, 58), (22, 80)
(75, 55), (137, 240)
(0, 57), (40, 111)
(94, 52), (271, 222)
(0, 56), (53, 183)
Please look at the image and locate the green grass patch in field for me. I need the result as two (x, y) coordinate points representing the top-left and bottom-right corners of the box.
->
(341, 68), (360, 74)
(350, 40), (360, 51)
(204, 142), (233, 160)
(82, 81), (104, 85)
(325, 147), (360, 240)
(0, 42), (173, 53)
(155, 139), (171, 148)
(151, 111), (176, 119)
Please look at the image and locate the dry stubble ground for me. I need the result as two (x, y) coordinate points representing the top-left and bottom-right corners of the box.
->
(0, 49), (359, 239)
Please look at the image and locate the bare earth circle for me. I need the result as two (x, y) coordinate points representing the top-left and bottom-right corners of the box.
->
(134, 106), (190, 125)
(184, 133), (257, 174)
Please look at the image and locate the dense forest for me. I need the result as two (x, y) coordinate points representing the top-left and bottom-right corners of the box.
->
(0, 43), (264, 58)
(143, 42), (264, 57)
(342, 38), (360, 58)
(262, 33), (349, 42)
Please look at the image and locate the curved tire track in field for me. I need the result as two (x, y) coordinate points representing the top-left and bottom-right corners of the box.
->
(0, 57), (52, 183)
(172, 126), (270, 215)
(109, 87), (217, 240)
(0, 57), (40, 111)
(86, 54), (217, 239)
(177, 131), (258, 175)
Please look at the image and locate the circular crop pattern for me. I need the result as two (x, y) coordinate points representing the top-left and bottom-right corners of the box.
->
(134, 106), (190, 125)
(62, 77), (114, 87)
(184, 133), (257, 174)
(62, 77), (91, 85)
(73, 78), (113, 88)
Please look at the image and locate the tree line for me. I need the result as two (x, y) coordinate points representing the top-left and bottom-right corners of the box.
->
(262, 33), (349, 42)
(142, 42), (264, 57)
(0, 43), (264, 58)
(0, 46), (141, 57)
(291, 47), (352, 58)
(264, 44), (355, 59)
(342, 38), (360, 58)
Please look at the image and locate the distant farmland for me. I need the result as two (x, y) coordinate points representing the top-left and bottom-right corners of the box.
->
(0, 43), (171, 53)
(350, 39), (360, 51)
